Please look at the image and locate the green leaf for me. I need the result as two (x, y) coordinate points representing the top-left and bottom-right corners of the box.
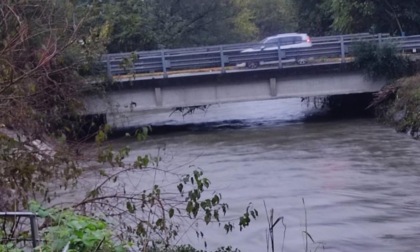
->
(251, 211), (255, 219)
(203, 178), (210, 188)
(156, 218), (164, 229)
(136, 223), (146, 236)
(177, 183), (183, 193)
(186, 201), (193, 214)
(183, 175), (190, 184)
(204, 213), (211, 224)
(68, 220), (85, 230)
(224, 223), (233, 233)
(126, 201), (135, 213)
(169, 208), (174, 218)
(213, 210), (220, 222)
(222, 206), (226, 215)
(211, 195), (220, 206)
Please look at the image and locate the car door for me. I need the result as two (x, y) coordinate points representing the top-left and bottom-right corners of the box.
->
(279, 37), (296, 49)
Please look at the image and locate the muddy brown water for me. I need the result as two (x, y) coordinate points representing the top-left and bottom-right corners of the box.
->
(106, 98), (420, 252)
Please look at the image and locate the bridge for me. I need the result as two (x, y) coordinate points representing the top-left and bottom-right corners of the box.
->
(83, 33), (420, 124)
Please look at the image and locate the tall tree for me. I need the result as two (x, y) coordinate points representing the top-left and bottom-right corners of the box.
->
(289, 0), (333, 36)
(327, 0), (420, 35)
(104, 0), (258, 52)
(247, 0), (298, 38)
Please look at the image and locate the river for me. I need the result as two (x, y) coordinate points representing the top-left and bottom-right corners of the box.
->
(110, 98), (420, 252)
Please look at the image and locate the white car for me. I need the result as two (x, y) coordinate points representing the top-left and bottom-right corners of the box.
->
(241, 33), (312, 68)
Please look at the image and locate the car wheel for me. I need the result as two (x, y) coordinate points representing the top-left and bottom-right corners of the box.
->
(246, 61), (259, 69)
(296, 58), (308, 65)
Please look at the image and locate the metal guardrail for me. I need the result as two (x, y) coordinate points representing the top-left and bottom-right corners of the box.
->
(0, 212), (39, 248)
(311, 33), (390, 42)
(102, 33), (420, 79)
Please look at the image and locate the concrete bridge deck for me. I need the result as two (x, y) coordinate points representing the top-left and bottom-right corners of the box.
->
(84, 63), (385, 117)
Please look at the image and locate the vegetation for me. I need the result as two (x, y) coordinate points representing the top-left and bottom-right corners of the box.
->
(100, 0), (420, 52)
(1, 202), (125, 251)
(0, 0), (108, 211)
(353, 42), (415, 80)
(32, 203), (125, 252)
(291, 0), (420, 36)
(102, 0), (259, 52)
(351, 40), (419, 139)
(372, 75), (420, 138)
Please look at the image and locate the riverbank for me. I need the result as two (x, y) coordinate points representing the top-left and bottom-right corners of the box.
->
(373, 74), (420, 139)
(351, 42), (420, 139)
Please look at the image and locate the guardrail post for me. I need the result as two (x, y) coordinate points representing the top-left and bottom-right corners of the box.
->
(29, 214), (39, 248)
(340, 35), (345, 63)
(277, 41), (283, 69)
(378, 33), (382, 46)
(161, 50), (168, 78)
(106, 55), (112, 79)
(220, 46), (226, 73)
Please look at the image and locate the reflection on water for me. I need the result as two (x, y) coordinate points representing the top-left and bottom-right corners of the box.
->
(111, 98), (420, 252)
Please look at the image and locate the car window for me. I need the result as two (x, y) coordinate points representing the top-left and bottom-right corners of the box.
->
(261, 34), (307, 45)
(263, 38), (277, 44)
(278, 38), (286, 45)
(279, 37), (294, 45)
(293, 36), (304, 43)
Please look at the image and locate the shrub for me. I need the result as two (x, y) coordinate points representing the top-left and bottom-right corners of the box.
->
(29, 203), (126, 252)
(353, 41), (415, 80)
